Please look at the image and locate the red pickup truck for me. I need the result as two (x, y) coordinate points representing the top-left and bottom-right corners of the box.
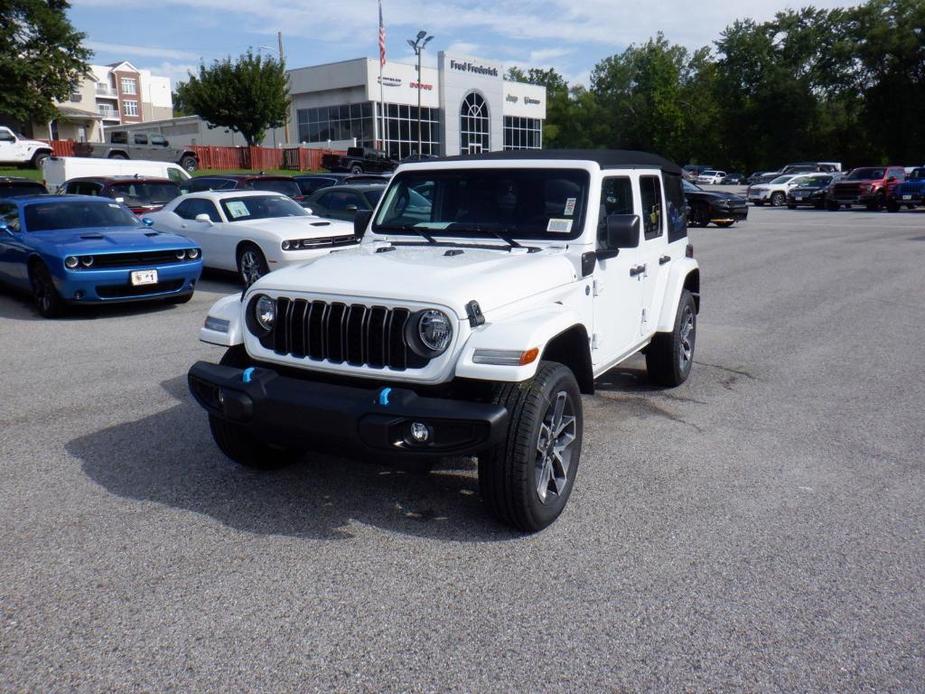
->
(827, 166), (906, 211)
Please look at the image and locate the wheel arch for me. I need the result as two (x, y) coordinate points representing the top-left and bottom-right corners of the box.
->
(540, 325), (594, 395)
(655, 260), (700, 332)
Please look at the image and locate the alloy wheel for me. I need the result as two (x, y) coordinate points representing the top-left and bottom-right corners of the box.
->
(535, 391), (577, 504)
(240, 249), (263, 286)
(679, 305), (695, 372)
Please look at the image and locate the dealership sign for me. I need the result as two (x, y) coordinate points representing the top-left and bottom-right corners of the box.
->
(449, 59), (499, 77)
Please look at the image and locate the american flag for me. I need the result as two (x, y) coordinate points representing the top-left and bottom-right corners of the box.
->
(378, 0), (386, 67)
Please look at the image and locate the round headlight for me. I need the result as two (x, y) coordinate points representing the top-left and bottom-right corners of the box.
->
(281, 240), (291, 250)
(416, 309), (452, 355)
(175, 249), (187, 260)
(254, 295), (276, 331)
(80, 256), (94, 267)
(65, 256), (78, 269)
(187, 248), (200, 260)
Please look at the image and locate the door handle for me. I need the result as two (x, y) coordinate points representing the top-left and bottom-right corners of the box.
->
(629, 264), (647, 277)
(659, 255), (671, 265)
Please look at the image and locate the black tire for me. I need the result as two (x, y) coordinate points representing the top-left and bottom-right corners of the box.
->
(827, 200), (840, 211)
(108, 152), (128, 160)
(886, 198), (900, 213)
(208, 346), (300, 470)
(753, 201), (764, 207)
(31, 150), (50, 170)
(478, 361), (583, 532)
(350, 164), (363, 175)
(714, 221), (735, 228)
(29, 261), (65, 318)
(179, 155), (198, 173)
(770, 191), (785, 207)
(236, 243), (269, 287)
(689, 203), (710, 227)
(646, 289), (697, 387)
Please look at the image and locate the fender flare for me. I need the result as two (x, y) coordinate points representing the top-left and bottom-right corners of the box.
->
(199, 293), (245, 346)
(655, 258), (700, 333)
(455, 303), (588, 383)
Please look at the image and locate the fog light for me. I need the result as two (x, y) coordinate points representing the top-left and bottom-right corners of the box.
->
(409, 422), (431, 443)
(217, 389), (225, 405)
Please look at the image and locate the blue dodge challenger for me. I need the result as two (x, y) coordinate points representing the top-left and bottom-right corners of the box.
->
(0, 195), (202, 317)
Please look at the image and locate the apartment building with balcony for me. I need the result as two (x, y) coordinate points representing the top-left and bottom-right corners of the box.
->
(28, 62), (173, 142)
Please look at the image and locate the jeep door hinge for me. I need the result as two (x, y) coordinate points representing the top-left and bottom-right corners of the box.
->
(593, 279), (603, 297)
(591, 333), (600, 350)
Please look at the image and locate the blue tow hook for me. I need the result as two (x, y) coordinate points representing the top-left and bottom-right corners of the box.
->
(378, 387), (392, 406)
(242, 367), (256, 384)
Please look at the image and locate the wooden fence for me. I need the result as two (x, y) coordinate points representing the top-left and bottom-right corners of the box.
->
(44, 141), (341, 172)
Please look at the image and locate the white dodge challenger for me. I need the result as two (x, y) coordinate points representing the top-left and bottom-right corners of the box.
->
(144, 190), (357, 285)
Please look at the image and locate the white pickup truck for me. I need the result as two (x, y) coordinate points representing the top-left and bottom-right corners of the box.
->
(188, 150), (701, 532)
(0, 127), (53, 169)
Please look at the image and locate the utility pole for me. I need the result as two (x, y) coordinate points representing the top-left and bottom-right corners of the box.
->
(407, 30), (433, 157)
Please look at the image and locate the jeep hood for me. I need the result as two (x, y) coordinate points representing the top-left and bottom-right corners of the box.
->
(256, 243), (577, 316)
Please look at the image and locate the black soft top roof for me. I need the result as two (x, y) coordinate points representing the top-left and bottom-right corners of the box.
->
(435, 149), (683, 175)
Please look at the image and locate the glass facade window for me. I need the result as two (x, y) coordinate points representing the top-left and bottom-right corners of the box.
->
(503, 116), (542, 150)
(460, 92), (490, 153)
(376, 103), (441, 160)
(120, 78), (137, 95)
(296, 103), (375, 149)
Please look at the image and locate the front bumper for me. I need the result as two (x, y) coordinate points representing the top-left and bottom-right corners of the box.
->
(709, 205), (748, 222)
(188, 361), (509, 456)
(56, 261), (203, 303)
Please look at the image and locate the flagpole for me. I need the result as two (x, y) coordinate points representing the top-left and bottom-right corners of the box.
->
(378, 0), (387, 154)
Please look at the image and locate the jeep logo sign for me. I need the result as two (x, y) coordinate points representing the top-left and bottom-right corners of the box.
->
(450, 59), (499, 77)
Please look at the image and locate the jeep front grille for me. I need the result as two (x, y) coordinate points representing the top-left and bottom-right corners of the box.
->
(260, 297), (430, 370)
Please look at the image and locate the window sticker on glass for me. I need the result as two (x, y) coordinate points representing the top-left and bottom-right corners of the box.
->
(563, 197), (577, 216)
(108, 203), (120, 208)
(547, 218), (573, 233)
(226, 201), (250, 219)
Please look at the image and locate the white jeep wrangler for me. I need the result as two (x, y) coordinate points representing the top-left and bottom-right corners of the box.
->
(188, 151), (700, 532)
(0, 126), (53, 169)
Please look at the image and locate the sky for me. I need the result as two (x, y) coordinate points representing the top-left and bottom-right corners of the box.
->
(71, 0), (860, 89)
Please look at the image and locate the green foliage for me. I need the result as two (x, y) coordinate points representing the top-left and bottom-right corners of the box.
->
(526, 0), (925, 169)
(0, 0), (91, 125)
(176, 50), (290, 146)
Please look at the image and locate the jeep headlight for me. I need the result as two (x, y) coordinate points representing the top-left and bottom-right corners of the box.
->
(410, 309), (452, 356)
(253, 295), (276, 332)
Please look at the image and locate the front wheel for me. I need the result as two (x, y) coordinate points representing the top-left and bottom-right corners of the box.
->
(886, 198), (900, 213)
(237, 243), (269, 287)
(770, 192), (785, 207)
(31, 151), (50, 170)
(30, 262), (65, 318)
(646, 289), (696, 387)
(350, 164), (363, 175)
(478, 362), (583, 532)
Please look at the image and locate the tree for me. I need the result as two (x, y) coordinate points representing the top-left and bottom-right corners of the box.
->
(0, 0), (91, 125)
(506, 66), (574, 148)
(176, 50), (290, 146)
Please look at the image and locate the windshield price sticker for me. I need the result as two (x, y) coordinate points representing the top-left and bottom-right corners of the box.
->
(226, 201), (250, 219)
(547, 218), (573, 234)
(563, 197), (577, 216)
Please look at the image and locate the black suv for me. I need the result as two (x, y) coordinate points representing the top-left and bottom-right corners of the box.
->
(182, 174), (305, 203)
(0, 177), (47, 197)
(61, 176), (180, 214)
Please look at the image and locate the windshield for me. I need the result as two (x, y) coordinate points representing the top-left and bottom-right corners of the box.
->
(847, 168), (885, 180)
(110, 181), (180, 205)
(219, 195), (309, 222)
(250, 179), (302, 198)
(682, 180), (703, 193)
(770, 175), (796, 185)
(24, 200), (141, 231)
(373, 168), (590, 240)
(0, 182), (47, 197)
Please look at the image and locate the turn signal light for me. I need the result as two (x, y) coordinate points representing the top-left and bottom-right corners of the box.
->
(519, 348), (539, 365)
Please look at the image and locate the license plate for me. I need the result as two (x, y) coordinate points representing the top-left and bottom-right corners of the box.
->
(795, 195), (804, 200)
(903, 195), (912, 200)
(131, 269), (158, 286)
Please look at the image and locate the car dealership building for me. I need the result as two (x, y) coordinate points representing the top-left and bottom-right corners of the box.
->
(287, 52), (547, 159)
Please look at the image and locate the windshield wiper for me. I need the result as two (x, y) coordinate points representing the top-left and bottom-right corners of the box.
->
(380, 224), (437, 244)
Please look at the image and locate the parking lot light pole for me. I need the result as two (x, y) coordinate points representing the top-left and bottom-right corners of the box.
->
(407, 30), (433, 157)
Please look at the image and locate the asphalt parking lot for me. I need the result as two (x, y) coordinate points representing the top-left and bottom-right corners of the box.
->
(2, 205), (923, 691)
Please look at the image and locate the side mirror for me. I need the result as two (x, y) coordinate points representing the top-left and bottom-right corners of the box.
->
(0, 220), (9, 233)
(194, 213), (213, 225)
(142, 217), (154, 227)
(597, 214), (640, 260)
(354, 209), (372, 237)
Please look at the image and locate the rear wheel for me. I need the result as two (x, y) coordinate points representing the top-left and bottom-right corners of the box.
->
(29, 262), (65, 318)
(108, 152), (128, 160)
(714, 221), (735, 228)
(478, 361), (582, 532)
(350, 164), (363, 175)
(179, 155), (198, 172)
(646, 290), (696, 387)
(237, 243), (269, 287)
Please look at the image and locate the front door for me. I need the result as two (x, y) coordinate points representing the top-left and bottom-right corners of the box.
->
(0, 128), (18, 164)
(0, 203), (29, 286)
(591, 175), (645, 367)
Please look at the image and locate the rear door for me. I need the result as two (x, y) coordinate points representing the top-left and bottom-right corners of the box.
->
(636, 174), (671, 339)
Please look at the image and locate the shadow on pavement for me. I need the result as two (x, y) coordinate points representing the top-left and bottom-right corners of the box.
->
(66, 375), (520, 543)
